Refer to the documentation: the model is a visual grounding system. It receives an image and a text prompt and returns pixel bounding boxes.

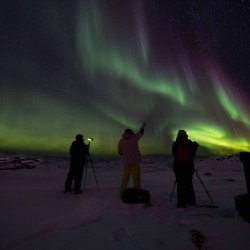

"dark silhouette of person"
[172,130,199,208]
[64,134,89,194]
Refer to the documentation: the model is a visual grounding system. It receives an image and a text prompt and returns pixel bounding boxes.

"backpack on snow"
[121,188,150,204]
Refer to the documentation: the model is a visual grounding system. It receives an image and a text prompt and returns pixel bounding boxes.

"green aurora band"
[1,1,250,156]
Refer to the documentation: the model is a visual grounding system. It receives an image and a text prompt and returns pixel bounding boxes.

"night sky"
[0,0,250,156]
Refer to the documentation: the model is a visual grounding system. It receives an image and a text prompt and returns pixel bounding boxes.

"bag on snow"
[121,188,150,204]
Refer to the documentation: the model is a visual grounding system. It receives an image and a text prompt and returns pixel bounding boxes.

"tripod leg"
[194,169,214,204]
[88,153,100,192]
[169,180,176,202]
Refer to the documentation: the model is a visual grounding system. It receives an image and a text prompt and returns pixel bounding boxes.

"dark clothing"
[172,139,198,172]
[65,167,84,192]
[174,169,196,207]
[172,137,199,207]
[65,139,89,192]
[69,140,88,166]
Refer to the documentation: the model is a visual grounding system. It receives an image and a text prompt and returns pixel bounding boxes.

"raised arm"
[139,122,146,134]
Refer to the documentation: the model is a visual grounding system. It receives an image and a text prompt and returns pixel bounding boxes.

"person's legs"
[186,173,196,206]
[74,167,84,193]
[120,165,131,197]
[65,169,75,192]
[131,164,141,190]
[175,171,186,208]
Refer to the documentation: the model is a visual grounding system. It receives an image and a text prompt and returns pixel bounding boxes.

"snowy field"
[1,151,250,250]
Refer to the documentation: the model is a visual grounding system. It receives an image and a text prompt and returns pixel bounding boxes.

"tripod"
[169,169,214,204]
[83,142,100,192]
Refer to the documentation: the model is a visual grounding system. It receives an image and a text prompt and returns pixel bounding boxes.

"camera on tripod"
[84,137,100,192]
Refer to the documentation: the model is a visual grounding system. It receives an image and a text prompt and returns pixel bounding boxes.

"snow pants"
[120,164,141,197]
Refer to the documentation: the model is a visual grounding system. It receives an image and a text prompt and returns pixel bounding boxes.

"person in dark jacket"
[172,130,199,208]
[64,134,89,194]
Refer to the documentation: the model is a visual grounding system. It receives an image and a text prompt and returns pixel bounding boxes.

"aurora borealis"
[1,0,250,156]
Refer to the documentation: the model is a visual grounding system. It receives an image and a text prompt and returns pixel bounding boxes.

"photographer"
[64,134,89,194]
[172,130,199,208]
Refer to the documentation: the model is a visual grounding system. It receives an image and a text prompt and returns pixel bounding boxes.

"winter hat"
[75,134,83,140]
[178,130,187,136]
[124,129,134,134]
[122,128,134,138]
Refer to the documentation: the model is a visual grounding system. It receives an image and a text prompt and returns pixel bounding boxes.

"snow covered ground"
[1,151,250,250]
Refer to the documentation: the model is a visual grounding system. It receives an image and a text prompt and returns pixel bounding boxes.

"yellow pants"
[120,164,141,196]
